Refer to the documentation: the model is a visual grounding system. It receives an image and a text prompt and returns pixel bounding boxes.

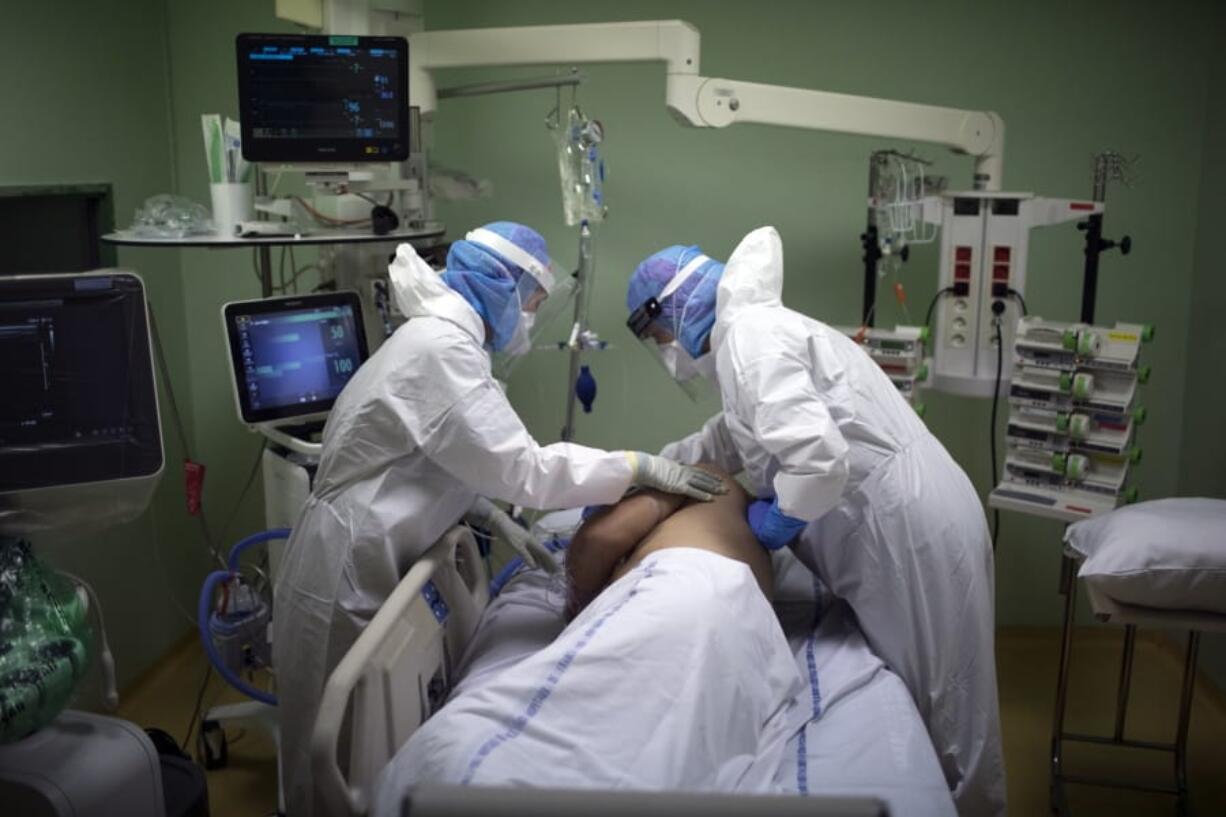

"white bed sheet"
[373,547,804,817]
[379,512,953,817]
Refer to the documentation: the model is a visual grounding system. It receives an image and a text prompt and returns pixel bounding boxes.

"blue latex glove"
[580,504,609,521]
[746,498,807,551]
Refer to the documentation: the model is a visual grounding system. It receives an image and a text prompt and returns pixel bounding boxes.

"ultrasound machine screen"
[0,273,162,493]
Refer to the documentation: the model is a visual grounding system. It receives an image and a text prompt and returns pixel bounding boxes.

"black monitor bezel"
[0,271,164,491]
[223,290,370,425]
[236,32,410,163]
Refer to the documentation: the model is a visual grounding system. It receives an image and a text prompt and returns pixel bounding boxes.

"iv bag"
[549,106,606,226]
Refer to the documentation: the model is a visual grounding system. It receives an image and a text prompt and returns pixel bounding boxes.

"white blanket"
[372,548,804,815]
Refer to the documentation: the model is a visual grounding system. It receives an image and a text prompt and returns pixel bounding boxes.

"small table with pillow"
[1052,498,1226,816]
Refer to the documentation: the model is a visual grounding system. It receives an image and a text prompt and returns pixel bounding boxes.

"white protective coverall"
[661,227,1006,816]
[273,244,637,817]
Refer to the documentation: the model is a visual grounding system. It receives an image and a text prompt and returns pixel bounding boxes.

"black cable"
[219,440,267,548]
[352,190,395,208]
[990,318,1004,550]
[277,246,288,293]
[1007,288,1029,316]
[924,286,956,329]
[149,310,226,570]
[182,664,213,749]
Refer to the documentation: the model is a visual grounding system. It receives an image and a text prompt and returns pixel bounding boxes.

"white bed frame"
[310,525,888,817]
[311,526,490,817]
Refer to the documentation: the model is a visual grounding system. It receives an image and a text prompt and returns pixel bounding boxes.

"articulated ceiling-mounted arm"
[406,19,1006,190]
[409,21,701,114]
[667,76,1005,190]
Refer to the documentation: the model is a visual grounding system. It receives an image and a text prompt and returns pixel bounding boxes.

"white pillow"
[1064,498,1226,616]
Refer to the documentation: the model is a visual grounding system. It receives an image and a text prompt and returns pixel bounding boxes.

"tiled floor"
[116,627,1226,816]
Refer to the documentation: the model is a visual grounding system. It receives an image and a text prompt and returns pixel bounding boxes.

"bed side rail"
[311,526,490,817]
[403,784,890,816]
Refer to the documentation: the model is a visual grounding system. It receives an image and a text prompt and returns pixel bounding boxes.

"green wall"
[7,0,1221,693]
[160,0,307,559]
[422,0,1215,628]
[0,0,211,696]
[1180,1,1226,691]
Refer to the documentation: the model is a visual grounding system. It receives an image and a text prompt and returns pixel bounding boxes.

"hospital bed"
[311,512,954,817]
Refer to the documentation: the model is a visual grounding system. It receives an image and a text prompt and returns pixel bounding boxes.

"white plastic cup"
[210,182,254,238]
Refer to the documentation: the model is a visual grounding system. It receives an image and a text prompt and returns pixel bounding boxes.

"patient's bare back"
[609,468,772,599]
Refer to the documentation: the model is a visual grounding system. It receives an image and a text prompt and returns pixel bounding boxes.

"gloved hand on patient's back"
[465,497,559,574]
[747,497,807,551]
[625,452,727,502]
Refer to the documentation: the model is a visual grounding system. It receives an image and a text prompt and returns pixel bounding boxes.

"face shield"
[626,250,719,401]
[468,226,577,379]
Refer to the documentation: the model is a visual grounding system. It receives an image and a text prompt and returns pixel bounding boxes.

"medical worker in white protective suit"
[274,221,724,817]
[624,227,1006,817]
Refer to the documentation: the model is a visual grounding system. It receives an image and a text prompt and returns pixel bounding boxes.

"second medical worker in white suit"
[625,226,1006,817]
[274,222,723,817]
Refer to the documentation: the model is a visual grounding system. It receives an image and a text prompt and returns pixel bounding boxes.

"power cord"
[149,310,226,570]
[1007,288,1029,316]
[924,286,957,329]
[990,314,1004,550]
[218,440,267,548]
[182,664,213,749]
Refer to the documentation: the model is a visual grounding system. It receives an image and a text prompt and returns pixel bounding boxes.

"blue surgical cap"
[626,245,724,358]
[442,221,552,352]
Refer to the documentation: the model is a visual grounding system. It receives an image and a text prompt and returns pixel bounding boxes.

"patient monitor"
[221,291,370,568]
[236,32,409,165]
[222,289,369,430]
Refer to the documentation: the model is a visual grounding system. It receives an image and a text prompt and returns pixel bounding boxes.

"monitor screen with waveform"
[237,33,409,163]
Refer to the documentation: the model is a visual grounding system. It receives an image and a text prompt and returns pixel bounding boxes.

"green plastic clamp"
[1072,373,1094,400]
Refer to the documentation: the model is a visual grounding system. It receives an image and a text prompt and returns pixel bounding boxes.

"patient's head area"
[564,464,771,618]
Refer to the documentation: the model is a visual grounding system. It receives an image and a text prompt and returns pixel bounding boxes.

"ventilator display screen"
[224,291,369,425]
[0,273,162,492]
[237,33,409,163]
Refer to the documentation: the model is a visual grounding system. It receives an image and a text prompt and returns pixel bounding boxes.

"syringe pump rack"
[837,324,930,414]
[989,316,1153,522]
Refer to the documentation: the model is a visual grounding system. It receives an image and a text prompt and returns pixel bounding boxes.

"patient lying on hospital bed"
[372,466,806,812]
[565,465,773,617]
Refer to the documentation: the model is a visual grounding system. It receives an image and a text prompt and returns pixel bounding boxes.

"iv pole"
[560,222,594,442]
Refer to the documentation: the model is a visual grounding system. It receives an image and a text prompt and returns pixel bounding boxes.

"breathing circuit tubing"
[197,528,291,706]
